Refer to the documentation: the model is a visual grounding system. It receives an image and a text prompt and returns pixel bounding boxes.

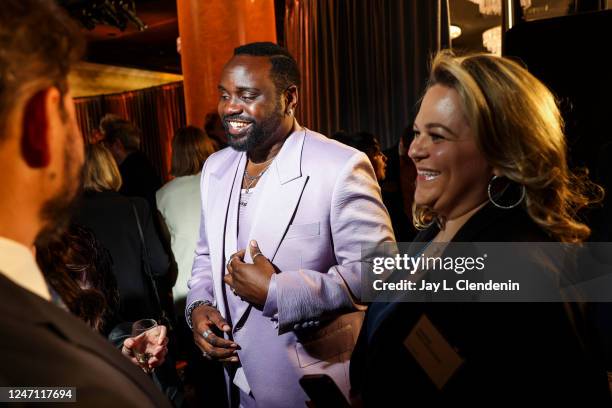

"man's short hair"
[0,0,84,139]
[101,116,141,151]
[99,114,123,135]
[234,42,301,94]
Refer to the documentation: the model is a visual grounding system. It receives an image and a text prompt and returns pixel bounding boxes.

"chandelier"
[468,0,531,15]
[482,26,502,55]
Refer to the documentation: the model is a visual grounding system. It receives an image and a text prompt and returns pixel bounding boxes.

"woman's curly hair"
[36,223,120,334]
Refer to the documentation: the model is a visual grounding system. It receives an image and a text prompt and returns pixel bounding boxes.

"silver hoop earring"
[488,175,525,209]
[287,109,293,116]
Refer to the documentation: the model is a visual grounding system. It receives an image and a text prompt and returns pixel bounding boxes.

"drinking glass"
[131,319,159,372]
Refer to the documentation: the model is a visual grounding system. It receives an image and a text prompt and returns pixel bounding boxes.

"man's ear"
[284,85,298,114]
[21,88,59,168]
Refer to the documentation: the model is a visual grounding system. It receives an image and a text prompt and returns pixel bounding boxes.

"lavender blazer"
[187,125,395,407]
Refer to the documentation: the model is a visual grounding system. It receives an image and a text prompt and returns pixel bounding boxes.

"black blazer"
[350,203,610,406]
[74,191,169,322]
[119,151,162,211]
[0,274,171,407]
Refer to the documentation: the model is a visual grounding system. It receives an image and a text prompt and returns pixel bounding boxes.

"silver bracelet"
[186,300,212,329]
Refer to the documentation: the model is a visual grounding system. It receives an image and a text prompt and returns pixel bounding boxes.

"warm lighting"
[468,0,531,15]
[68,62,183,97]
[450,25,462,39]
[482,25,502,56]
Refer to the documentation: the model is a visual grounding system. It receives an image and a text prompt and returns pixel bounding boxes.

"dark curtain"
[74,81,186,181]
[284,0,450,148]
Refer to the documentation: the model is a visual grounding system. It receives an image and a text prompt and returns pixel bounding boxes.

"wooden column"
[177,0,277,126]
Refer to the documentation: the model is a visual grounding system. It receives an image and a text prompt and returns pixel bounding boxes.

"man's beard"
[35,127,84,248]
[223,102,283,153]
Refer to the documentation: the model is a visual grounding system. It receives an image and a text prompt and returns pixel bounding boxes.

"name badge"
[403,314,464,390]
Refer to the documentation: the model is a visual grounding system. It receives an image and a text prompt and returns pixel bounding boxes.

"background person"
[0,1,169,404]
[35,223,169,373]
[75,143,170,322]
[156,126,220,407]
[74,143,182,404]
[101,115,162,209]
[157,126,215,311]
[333,131,388,182]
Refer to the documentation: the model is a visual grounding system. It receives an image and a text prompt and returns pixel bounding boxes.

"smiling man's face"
[217,55,284,152]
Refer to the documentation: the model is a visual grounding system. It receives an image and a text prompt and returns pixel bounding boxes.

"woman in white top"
[156,126,215,311]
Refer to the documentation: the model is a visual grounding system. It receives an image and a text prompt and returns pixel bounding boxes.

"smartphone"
[299,374,351,408]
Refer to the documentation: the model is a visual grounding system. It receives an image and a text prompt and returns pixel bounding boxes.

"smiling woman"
[350,50,609,406]
[410,84,491,226]
[409,50,602,243]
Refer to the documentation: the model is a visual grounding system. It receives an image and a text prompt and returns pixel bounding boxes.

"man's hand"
[224,240,276,306]
[122,325,169,373]
[191,304,240,363]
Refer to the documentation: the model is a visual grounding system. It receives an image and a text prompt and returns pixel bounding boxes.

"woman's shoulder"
[158,174,199,195]
[84,191,150,216]
[126,195,150,214]
[156,175,201,210]
[456,204,553,242]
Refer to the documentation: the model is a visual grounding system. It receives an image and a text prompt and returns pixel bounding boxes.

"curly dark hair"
[36,223,120,334]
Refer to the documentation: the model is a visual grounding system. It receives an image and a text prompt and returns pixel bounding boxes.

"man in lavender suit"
[186,42,394,408]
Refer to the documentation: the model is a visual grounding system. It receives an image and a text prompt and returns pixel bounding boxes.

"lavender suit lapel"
[224,154,246,262]
[230,129,308,329]
[208,150,245,318]
[246,128,308,263]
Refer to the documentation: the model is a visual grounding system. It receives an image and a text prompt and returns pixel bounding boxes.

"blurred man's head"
[334,131,388,181]
[0,0,85,246]
[98,114,123,137]
[99,115,141,163]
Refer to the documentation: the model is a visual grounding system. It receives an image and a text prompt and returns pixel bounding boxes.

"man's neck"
[0,210,39,249]
[0,183,40,248]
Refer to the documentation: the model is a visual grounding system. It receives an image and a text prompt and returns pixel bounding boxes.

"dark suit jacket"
[74,191,169,322]
[119,151,162,211]
[350,203,611,406]
[0,273,171,407]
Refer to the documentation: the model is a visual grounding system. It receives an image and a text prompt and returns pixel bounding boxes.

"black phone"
[299,374,351,408]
